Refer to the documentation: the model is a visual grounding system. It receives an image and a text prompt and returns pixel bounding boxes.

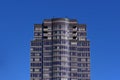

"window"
[32,48,42,51]
[35,27,41,31]
[44,41,52,45]
[73,36,77,39]
[70,52,77,56]
[44,62,52,66]
[43,73,49,77]
[79,37,86,40]
[44,57,52,61]
[71,57,77,61]
[31,73,38,77]
[71,42,77,45]
[30,68,33,72]
[77,48,90,51]
[48,32,51,34]
[61,57,68,61]
[70,47,76,50]
[34,32,41,36]
[61,36,68,39]
[78,58,81,61]
[71,62,77,66]
[31,58,34,61]
[35,58,41,61]
[79,28,85,31]
[43,68,49,72]
[73,31,77,34]
[43,36,48,39]
[44,52,52,56]
[78,32,86,36]
[31,63,41,67]
[44,26,48,28]
[77,41,89,46]
[61,78,68,80]
[71,73,77,77]
[79,68,90,72]
[77,53,90,57]
[48,37,51,40]
[77,63,90,67]
[43,31,48,33]
[73,26,76,28]
[31,42,42,46]
[31,53,41,56]
[44,47,52,50]
[71,68,77,71]
[34,68,40,72]
[58,25,61,29]
[81,58,86,61]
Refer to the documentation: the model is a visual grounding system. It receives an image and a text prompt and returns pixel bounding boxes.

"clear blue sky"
[0,0,120,80]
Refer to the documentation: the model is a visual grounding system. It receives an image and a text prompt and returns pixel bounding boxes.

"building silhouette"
[30,18,90,80]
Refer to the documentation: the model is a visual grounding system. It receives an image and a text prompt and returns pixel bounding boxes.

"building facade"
[30,18,90,80]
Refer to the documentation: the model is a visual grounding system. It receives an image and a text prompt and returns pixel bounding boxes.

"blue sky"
[0,0,120,80]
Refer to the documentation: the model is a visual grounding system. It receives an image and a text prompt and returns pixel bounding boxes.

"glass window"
[44,62,52,66]
[35,27,41,31]
[77,48,90,51]
[31,42,42,46]
[31,73,38,77]
[31,63,41,67]
[32,48,42,51]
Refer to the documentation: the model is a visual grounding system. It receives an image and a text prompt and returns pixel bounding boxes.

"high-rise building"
[30,18,90,80]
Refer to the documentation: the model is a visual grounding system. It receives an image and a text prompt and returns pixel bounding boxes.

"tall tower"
[30,18,90,80]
